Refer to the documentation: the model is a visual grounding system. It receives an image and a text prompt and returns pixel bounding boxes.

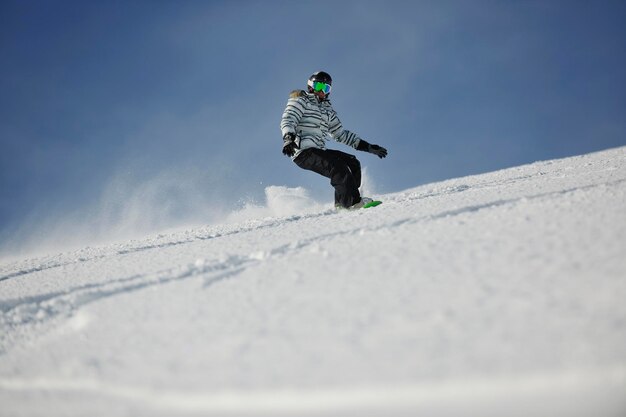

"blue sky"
[1,0,625,257]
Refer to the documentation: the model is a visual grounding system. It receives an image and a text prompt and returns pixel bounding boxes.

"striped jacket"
[280,90,362,159]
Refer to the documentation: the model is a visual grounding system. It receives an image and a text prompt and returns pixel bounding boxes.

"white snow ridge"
[1,146,625,417]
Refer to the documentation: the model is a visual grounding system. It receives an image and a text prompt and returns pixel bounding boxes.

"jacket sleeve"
[280,90,306,138]
[328,108,362,149]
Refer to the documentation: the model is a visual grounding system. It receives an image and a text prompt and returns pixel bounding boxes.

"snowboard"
[363,200,383,209]
[336,200,383,211]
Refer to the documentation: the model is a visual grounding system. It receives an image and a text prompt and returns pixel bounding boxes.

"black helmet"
[307,71,332,95]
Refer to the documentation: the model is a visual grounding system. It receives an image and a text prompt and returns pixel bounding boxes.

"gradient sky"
[1,0,625,257]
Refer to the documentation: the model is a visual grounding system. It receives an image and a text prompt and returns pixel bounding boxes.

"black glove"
[282,132,298,157]
[357,139,388,159]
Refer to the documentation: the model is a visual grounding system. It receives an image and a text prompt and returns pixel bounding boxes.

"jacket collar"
[305,91,330,103]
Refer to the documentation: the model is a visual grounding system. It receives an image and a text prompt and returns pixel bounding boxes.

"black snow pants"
[294,148,361,208]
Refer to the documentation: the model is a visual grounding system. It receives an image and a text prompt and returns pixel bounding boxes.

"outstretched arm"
[328,110,362,149]
[328,107,387,158]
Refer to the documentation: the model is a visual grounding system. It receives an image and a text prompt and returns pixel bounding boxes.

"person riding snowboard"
[280,71,388,209]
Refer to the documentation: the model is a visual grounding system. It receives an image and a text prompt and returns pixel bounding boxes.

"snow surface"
[1,146,625,417]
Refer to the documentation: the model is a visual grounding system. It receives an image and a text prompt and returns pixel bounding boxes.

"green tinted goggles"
[312,81,332,94]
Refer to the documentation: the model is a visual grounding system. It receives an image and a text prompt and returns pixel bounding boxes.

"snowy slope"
[1,147,625,417]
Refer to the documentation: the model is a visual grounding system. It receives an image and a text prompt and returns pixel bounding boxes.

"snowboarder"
[280,71,388,210]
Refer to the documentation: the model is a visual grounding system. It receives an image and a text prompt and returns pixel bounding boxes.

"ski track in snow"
[1,147,625,416]
[0,209,336,283]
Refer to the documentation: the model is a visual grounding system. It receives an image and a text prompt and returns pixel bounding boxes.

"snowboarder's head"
[307,71,332,100]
